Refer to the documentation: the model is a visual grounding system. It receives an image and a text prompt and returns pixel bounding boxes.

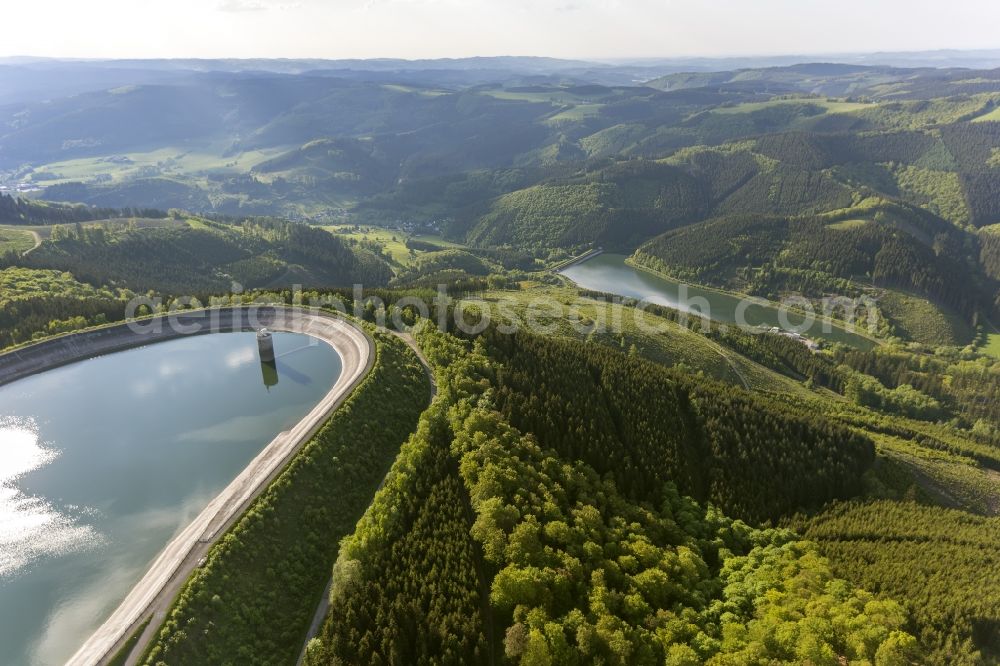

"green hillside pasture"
[826,217,870,230]
[0,227,36,254]
[479,88,609,124]
[545,103,605,123]
[29,145,285,187]
[710,98,872,116]
[322,225,412,265]
[479,88,597,104]
[408,233,467,249]
[1,223,53,241]
[380,83,448,97]
[321,226,469,268]
[972,105,1000,122]
[981,333,1000,359]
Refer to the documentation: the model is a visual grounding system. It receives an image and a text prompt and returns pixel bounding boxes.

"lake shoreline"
[559,253,878,349]
[622,255,882,346]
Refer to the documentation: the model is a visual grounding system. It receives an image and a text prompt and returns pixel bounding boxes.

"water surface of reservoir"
[561,253,876,349]
[0,331,341,665]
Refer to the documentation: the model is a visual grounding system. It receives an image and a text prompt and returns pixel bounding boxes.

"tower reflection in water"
[257,328,279,389]
[260,359,279,389]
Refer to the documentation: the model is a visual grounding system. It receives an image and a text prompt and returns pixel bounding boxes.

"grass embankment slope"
[140,330,430,665]
[106,619,150,666]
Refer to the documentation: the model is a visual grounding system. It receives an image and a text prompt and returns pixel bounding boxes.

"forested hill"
[633,199,999,326]
[6,217,391,294]
[7,280,1000,664]
[484,329,873,523]
[459,161,709,250]
[293,325,916,665]
[441,118,1000,252]
[0,193,163,225]
[1,60,996,233]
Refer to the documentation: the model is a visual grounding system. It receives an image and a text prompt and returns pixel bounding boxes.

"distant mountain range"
[3,50,1000,104]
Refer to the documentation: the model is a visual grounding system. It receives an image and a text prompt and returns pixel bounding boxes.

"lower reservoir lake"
[561,254,876,350]
[0,331,342,666]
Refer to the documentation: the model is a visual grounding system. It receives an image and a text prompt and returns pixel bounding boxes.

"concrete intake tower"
[257,328,275,362]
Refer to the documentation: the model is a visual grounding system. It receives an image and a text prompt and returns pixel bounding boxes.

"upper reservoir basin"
[561,254,876,350]
[0,331,342,666]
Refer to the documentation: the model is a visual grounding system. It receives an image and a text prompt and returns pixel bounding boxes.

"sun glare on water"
[0,418,102,579]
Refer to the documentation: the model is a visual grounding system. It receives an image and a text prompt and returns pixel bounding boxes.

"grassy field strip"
[826,217,870,230]
[30,145,288,186]
[0,226,38,254]
[972,105,1000,122]
[322,225,412,264]
[322,225,468,267]
[711,98,873,115]
[981,332,1000,359]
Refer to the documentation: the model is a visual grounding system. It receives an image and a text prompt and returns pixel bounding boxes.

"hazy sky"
[3,0,998,60]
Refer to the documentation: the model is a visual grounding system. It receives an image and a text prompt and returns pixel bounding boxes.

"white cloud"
[217,0,302,11]
[218,0,269,11]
